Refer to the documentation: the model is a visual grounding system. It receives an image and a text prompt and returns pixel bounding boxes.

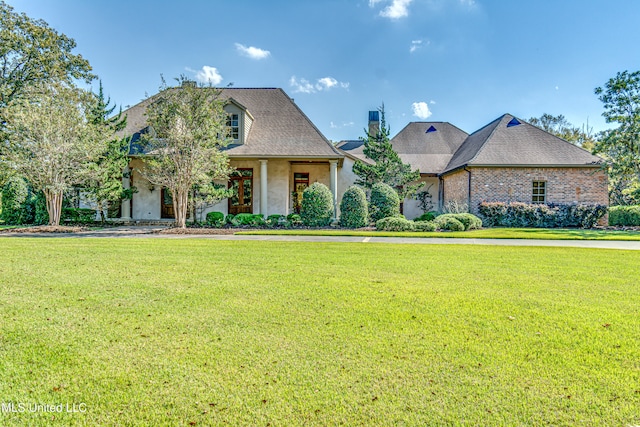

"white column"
[329,160,338,221]
[121,165,132,220]
[260,159,268,217]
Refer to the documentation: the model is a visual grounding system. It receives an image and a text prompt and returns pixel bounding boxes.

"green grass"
[0,238,638,426]
[237,227,640,240]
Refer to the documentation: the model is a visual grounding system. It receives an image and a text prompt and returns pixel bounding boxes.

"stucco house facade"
[338,113,608,219]
[119,87,352,221]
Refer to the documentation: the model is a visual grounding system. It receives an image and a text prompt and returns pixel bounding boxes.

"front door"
[293,173,309,213]
[161,188,174,219]
[229,169,253,214]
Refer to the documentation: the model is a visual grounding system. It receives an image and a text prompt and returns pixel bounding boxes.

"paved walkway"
[2,226,640,250]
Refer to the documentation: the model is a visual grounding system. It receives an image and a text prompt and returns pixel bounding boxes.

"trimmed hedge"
[205,211,225,227]
[231,213,265,227]
[301,182,334,227]
[433,215,465,232]
[63,208,96,223]
[286,213,302,226]
[266,214,286,227]
[414,211,437,222]
[376,216,415,231]
[478,201,607,229]
[436,213,482,231]
[339,185,368,228]
[609,205,640,226]
[369,183,400,223]
[414,221,437,232]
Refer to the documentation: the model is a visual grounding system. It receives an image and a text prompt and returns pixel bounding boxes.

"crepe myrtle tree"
[139,76,233,228]
[1,82,111,225]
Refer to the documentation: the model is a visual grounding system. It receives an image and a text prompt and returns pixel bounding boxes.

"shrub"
[0,176,32,224]
[369,183,400,223]
[339,186,368,228]
[286,213,302,226]
[414,211,437,222]
[225,214,235,225]
[608,205,640,226]
[434,215,465,231]
[62,208,96,223]
[301,182,334,227]
[266,214,286,228]
[205,211,225,227]
[414,220,437,232]
[231,213,265,227]
[478,201,607,229]
[376,216,415,232]
[437,213,482,230]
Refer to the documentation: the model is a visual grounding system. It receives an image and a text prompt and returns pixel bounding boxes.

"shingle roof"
[444,114,604,173]
[121,87,342,159]
[389,122,469,174]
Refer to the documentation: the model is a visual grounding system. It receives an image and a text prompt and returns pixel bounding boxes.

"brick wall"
[466,166,609,214]
[441,169,469,210]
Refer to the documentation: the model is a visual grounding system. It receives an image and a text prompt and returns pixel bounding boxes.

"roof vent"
[426,125,437,133]
[507,117,521,127]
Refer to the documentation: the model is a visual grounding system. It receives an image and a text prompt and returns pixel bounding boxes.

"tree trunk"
[173,189,189,228]
[44,189,64,226]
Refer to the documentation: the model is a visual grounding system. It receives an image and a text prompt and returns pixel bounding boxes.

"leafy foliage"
[414,211,437,222]
[478,201,608,229]
[433,215,465,231]
[205,211,225,227]
[594,70,640,205]
[608,205,640,226]
[375,216,415,231]
[140,77,233,228]
[230,213,265,227]
[352,105,422,200]
[0,175,31,224]
[413,184,434,213]
[339,185,368,228]
[436,213,482,231]
[528,113,597,150]
[301,182,334,227]
[62,208,96,223]
[369,182,400,223]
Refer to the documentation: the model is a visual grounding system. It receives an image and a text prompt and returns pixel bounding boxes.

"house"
[119,87,349,221]
[338,113,608,219]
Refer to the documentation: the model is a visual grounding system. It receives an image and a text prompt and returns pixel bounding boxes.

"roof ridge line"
[465,113,509,165]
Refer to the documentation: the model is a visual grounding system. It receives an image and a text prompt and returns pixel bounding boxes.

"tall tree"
[139,77,233,228]
[0,1,94,110]
[352,105,422,200]
[85,81,133,222]
[594,70,640,204]
[528,113,597,151]
[1,82,110,225]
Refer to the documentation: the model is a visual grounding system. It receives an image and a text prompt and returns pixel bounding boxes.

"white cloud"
[410,40,422,53]
[235,43,271,60]
[290,76,350,93]
[190,66,223,85]
[459,0,477,8]
[379,0,413,19]
[412,101,432,119]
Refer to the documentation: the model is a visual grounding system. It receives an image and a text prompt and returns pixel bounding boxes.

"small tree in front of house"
[352,105,423,200]
[1,82,110,225]
[301,182,334,227]
[140,76,233,228]
[339,185,368,228]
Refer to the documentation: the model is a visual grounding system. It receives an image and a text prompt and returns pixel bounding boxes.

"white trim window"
[532,180,546,204]
[227,113,239,140]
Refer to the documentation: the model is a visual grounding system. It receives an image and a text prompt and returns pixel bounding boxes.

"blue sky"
[9,0,640,141]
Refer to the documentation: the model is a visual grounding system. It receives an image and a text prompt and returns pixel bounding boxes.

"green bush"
[414,221,437,232]
[63,208,96,223]
[0,176,32,224]
[376,216,415,232]
[414,211,437,222]
[339,186,368,228]
[301,182,334,227]
[609,205,640,226]
[266,214,286,228]
[478,201,607,228]
[225,214,235,225]
[205,211,225,227]
[369,182,400,223]
[231,213,265,227]
[434,215,465,231]
[436,213,482,230]
[286,213,302,227]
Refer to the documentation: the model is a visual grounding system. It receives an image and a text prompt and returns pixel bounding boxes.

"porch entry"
[293,173,309,214]
[161,188,174,218]
[229,168,253,214]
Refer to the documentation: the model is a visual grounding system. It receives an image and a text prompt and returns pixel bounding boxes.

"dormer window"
[227,114,239,140]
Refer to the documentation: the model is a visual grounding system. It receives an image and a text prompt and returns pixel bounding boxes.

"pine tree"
[352,105,422,200]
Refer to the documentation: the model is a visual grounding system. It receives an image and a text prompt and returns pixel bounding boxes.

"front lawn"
[0,239,638,425]
[237,227,640,240]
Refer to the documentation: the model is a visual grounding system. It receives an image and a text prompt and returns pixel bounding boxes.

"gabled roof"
[444,114,603,173]
[121,87,342,159]
[389,122,469,174]
[335,140,370,163]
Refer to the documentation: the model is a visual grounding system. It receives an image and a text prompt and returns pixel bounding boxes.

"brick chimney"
[368,110,380,136]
